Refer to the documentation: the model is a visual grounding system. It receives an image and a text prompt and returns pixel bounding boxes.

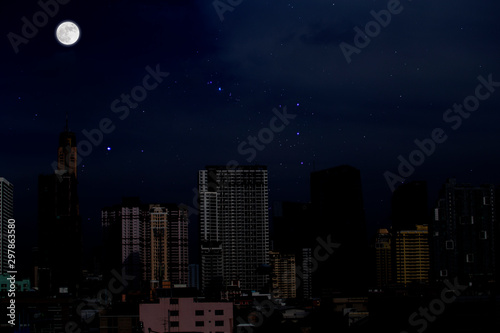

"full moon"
[56,21,80,46]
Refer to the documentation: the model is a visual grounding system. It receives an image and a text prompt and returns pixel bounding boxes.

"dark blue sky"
[2,0,500,271]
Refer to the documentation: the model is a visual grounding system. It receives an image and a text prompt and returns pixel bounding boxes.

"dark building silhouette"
[391,181,428,232]
[271,201,312,252]
[310,165,368,296]
[373,228,392,289]
[431,179,496,293]
[36,123,82,295]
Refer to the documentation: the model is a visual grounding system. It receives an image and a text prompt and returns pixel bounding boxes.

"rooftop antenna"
[65,112,69,132]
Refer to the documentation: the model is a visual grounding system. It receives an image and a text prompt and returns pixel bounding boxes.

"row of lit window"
[166,320,224,328]
[168,307,224,317]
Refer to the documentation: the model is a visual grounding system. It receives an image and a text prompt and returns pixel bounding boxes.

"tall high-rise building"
[374,228,392,289]
[149,204,168,288]
[0,178,14,275]
[269,251,296,299]
[149,204,189,288]
[432,179,496,291]
[199,165,269,297]
[56,119,78,178]
[37,124,82,295]
[299,248,313,299]
[102,197,148,289]
[310,165,368,296]
[391,181,428,232]
[395,225,429,286]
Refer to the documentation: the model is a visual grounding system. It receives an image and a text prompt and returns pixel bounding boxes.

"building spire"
[58,114,77,178]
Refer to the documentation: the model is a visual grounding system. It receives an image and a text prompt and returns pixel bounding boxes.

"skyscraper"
[149,204,168,288]
[310,165,368,296]
[432,179,496,292]
[374,228,392,289]
[269,251,296,299]
[37,124,82,295]
[0,177,14,275]
[199,165,270,297]
[102,197,148,289]
[300,248,313,299]
[149,203,189,288]
[395,225,429,286]
[56,119,78,178]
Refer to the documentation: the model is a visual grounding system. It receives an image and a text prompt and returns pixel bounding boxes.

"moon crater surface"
[56,21,80,46]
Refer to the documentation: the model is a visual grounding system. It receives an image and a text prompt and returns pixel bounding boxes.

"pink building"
[140,297,233,333]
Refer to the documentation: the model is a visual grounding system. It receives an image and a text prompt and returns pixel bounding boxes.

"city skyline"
[1,124,499,332]
[3,1,500,331]
[5,122,500,276]
[11,120,496,287]
[3,1,500,274]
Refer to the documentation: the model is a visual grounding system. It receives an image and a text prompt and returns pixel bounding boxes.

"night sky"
[2,0,500,273]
